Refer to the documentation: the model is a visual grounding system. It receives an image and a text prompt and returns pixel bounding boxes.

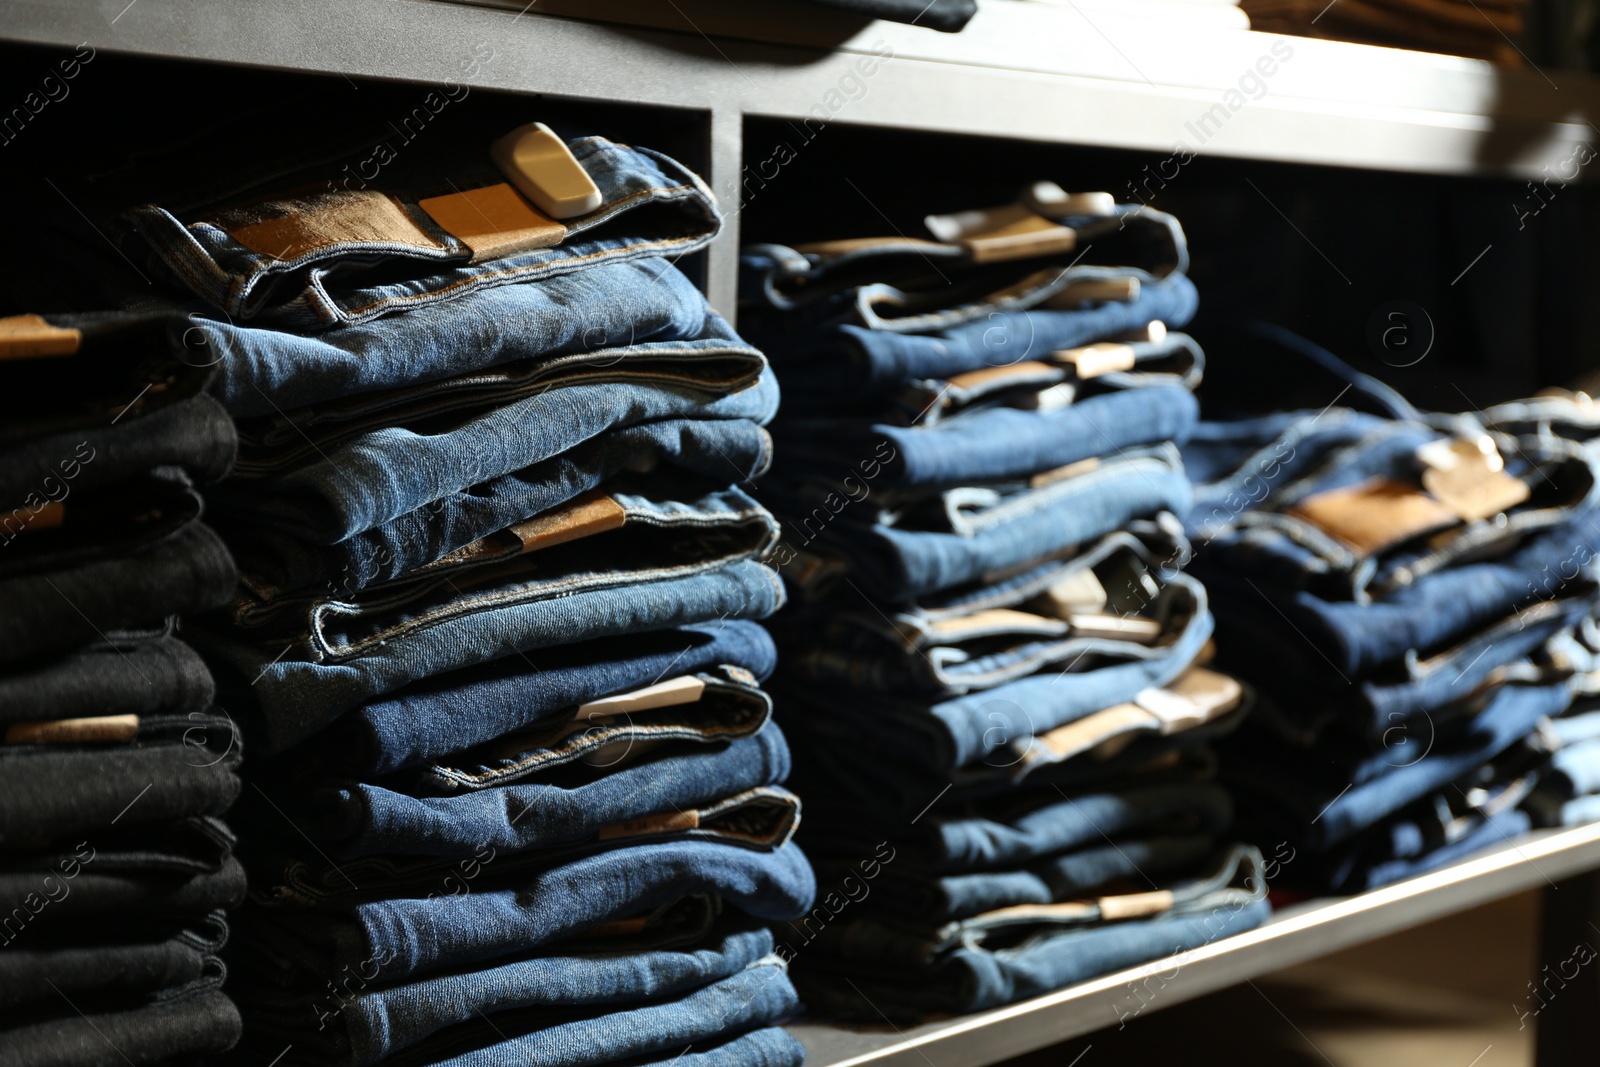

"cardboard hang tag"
[1289,477,1460,556]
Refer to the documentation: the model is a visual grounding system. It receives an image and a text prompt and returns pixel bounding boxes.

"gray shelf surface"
[788,821,1600,1067]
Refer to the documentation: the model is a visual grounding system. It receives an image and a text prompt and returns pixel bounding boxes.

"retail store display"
[739,186,1270,1019]
[1184,332,1600,893]
[0,320,245,1064]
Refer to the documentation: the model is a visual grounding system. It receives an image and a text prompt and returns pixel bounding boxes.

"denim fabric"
[0,987,240,1066]
[1208,587,1595,740]
[232,418,774,599]
[0,857,245,932]
[795,845,1268,1020]
[770,383,1197,490]
[1195,516,1600,681]
[224,485,778,636]
[771,447,1192,602]
[1187,416,1599,603]
[1531,791,1600,827]
[342,959,799,1067]
[741,206,1187,333]
[1536,736,1600,798]
[0,517,236,666]
[0,472,203,579]
[761,273,1199,414]
[238,919,780,1067]
[772,576,1211,774]
[201,559,785,755]
[265,786,800,907]
[775,529,1194,693]
[0,714,241,844]
[0,310,213,443]
[209,348,776,544]
[189,257,712,416]
[1224,678,1570,850]
[0,913,224,1013]
[278,725,791,860]
[255,839,816,981]
[0,393,236,507]
[302,621,776,777]
[1323,806,1532,893]
[414,677,776,795]
[122,136,721,329]
[1547,704,1600,748]
[0,631,212,723]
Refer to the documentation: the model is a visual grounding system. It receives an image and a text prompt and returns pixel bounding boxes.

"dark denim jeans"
[0,987,240,1065]
[0,630,213,723]
[201,559,785,755]
[122,135,722,329]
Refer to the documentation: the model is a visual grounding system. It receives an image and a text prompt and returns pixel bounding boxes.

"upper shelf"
[5,0,1598,179]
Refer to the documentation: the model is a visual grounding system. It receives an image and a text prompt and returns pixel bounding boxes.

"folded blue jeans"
[122,135,721,329]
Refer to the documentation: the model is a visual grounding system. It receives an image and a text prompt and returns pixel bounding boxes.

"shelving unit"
[7,2,1600,1063]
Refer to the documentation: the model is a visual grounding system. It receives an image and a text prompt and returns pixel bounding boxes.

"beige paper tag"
[1067,613,1164,643]
[1035,567,1108,615]
[945,361,1060,393]
[5,714,140,745]
[973,899,1099,924]
[1097,889,1178,921]
[0,315,81,360]
[926,608,1063,638]
[578,675,706,720]
[419,183,568,262]
[1033,703,1151,760]
[1053,342,1137,379]
[510,491,626,554]
[1288,477,1459,555]
[793,236,945,256]
[1029,456,1101,489]
[1044,277,1140,308]
[597,809,701,841]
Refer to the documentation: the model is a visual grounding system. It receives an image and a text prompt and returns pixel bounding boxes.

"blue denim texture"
[230,420,774,599]
[795,845,1267,1019]
[770,383,1197,491]
[287,724,793,860]
[261,839,816,981]
[210,335,776,543]
[123,136,721,329]
[1324,806,1532,893]
[756,272,1200,414]
[240,920,783,1067]
[771,447,1192,602]
[1224,678,1570,849]
[310,621,776,776]
[201,560,786,754]
[188,258,712,416]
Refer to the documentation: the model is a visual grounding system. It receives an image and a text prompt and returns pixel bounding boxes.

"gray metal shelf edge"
[5,0,1593,177]
[787,821,1600,1067]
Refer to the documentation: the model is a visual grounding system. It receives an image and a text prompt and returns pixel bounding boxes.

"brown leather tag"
[945,361,1060,393]
[1288,477,1459,555]
[5,714,139,745]
[0,314,81,360]
[962,213,1078,265]
[419,183,567,262]
[1029,456,1101,489]
[1045,276,1140,308]
[597,809,701,841]
[794,236,946,256]
[510,491,626,555]
[1034,567,1108,615]
[228,189,446,260]
[1422,463,1530,523]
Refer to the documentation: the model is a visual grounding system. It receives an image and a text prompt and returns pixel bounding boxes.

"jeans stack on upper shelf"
[107,126,816,1067]
[739,186,1269,1021]
[0,313,244,1065]
[1182,336,1600,895]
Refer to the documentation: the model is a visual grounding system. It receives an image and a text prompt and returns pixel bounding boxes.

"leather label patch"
[5,714,139,745]
[1289,476,1459,555]
[227,189,446,260]
[510,491,626,555]
[419,182,567,262]
[597,809,701,841]
[0,314,81,360]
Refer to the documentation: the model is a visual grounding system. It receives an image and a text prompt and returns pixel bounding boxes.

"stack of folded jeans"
[0,312,245,1064]
[738,186,1269,1020]
[108,127,817,1066]
[1182,335,1600,893]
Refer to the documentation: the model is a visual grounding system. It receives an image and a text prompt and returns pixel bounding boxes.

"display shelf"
[5,0,1600,318]
[790,821,1600,1067]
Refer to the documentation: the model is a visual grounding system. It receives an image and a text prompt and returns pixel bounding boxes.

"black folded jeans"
[0,987,240,1066]
[0,631,214,723]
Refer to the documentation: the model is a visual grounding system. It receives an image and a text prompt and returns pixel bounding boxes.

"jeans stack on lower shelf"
[105,126,816,1067]
[1181,340,1600,894]
[739,187,1269,1020]
[0,313,244,1064]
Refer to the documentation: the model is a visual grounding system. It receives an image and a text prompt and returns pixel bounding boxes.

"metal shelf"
[5,0,1600,318]
[788,821,1600,1067]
